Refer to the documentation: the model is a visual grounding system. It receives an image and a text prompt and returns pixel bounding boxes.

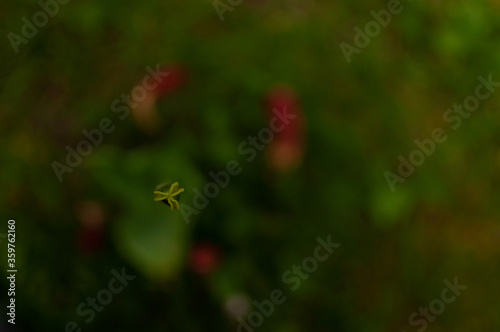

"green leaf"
[84,145,203,280]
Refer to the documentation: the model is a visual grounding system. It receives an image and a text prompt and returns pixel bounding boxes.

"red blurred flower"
[265,86,306,172]
[153,64,187,98]
[75,201,107,254]
[76,227,104,254]
[75,201,107,229]
[189,242,222,276]
[131,64,187,133]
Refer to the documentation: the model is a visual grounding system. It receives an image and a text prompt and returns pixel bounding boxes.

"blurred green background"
[1,0,500,331]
